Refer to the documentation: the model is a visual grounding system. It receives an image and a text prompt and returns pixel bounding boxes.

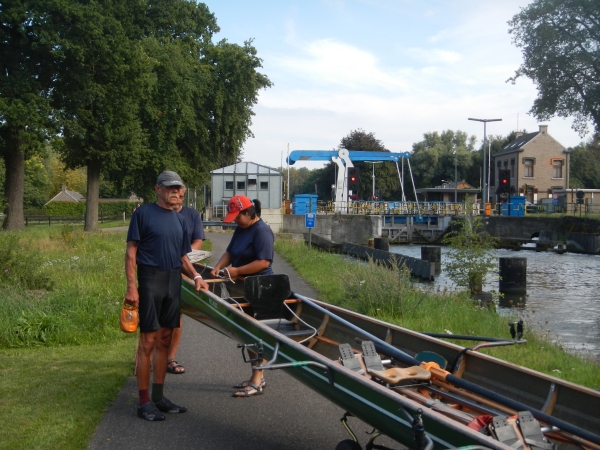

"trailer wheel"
[335,439,362,450]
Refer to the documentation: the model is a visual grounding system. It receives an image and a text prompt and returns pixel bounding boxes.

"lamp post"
[453,150,457,203]
[468,118,502,206]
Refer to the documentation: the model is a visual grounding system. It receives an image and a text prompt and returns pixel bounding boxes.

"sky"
[203,0,591,169]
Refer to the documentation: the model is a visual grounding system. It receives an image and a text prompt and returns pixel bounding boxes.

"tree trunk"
[468,272,483,294]
[2,135,26,231]
[84,160,101,232]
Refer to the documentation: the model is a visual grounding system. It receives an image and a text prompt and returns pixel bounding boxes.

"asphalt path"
[89,230,399,450]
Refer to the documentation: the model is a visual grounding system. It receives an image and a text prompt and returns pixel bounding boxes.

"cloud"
[272,38,410,92]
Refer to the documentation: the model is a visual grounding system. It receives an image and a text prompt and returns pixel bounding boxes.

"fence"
[24,212,128,226]
[300,201,481,216]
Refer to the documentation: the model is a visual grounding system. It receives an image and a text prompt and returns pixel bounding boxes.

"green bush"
[0,228,127,348]
[0,233,53,290]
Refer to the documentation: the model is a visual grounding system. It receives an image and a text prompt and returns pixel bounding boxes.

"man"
[167,187,205,375]
[125,171,209,421]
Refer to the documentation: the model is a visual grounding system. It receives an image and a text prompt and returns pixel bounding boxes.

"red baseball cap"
[223,195,253,223]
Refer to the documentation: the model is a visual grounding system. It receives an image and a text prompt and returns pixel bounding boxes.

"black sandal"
[167,359,185,374]
[232,382,263,397]
[233,378,266,389]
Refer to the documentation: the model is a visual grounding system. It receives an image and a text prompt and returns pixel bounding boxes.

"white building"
[210,162,283,231]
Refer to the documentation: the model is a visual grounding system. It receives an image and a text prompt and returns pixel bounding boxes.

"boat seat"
[361,341,431,385]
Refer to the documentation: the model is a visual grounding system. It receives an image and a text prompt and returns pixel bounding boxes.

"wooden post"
[499,257,527,294]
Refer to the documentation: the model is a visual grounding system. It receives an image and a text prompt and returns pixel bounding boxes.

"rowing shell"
[180,271,600,449]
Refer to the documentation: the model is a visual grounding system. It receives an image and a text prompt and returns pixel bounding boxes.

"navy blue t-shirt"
[127,203,191,270]
[179,206,205,245]
[226,219,274,276]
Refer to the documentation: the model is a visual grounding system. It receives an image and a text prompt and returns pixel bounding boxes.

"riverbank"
[273,237,600,389]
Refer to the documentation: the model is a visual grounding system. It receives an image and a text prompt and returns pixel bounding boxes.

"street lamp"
[453,150,457,203]
[468,117,502,206]
[365,161,382,199]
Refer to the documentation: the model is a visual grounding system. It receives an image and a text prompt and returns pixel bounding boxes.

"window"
[225,181,233,190]
[237,181,246,190]
[503,159,508,167]
[248,178,257,189]
[552,159,563,178]
[524,158,534,177]
[260,181,269,190]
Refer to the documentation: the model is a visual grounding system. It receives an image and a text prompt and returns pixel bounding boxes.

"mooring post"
[374,237,389,251]
[499,257,527,294]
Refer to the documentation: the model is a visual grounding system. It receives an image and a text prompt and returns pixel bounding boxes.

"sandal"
[232,382,263,397]
[233,378,266,389]
[167,359,185,374]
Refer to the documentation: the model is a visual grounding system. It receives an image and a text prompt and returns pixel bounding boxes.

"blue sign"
[305,213,315,229]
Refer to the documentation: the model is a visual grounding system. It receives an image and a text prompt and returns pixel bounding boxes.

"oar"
[292,292,600,446]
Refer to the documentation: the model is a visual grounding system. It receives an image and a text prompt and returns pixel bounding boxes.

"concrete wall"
[481,215,600,240]
[566,232,600,254]
[282,214,381,245]
[261,208,283,233]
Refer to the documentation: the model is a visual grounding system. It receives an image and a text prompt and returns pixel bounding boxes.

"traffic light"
[499,170,510,193]
[347,167,360,194]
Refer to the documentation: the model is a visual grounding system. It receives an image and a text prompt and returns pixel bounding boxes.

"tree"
[442,217,499,294]
[508,0,600,136]
[51,0,151,231]
[410,130,477,195]
[338,129,400,200]
[24,155,53,209]
[0,1,57,229]
[569,134,600,188]
[117,6,272,203]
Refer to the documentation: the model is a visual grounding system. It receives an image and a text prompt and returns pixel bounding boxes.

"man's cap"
[156,171,185,188]
[223,195,253,223]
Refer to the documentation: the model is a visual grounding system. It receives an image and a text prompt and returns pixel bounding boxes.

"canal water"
[390,245,600,361]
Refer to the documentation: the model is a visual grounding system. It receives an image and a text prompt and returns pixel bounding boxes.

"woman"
[210,195,274,397]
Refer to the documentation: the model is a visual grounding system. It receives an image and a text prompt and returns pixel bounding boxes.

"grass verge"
[0,341,135,450]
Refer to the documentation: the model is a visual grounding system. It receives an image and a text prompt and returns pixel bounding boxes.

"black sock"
[151,383,164,403]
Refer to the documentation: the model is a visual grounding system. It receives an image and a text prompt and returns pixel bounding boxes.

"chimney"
[62,185,67,192]
[515,131,524,138]
[539,124,548,134]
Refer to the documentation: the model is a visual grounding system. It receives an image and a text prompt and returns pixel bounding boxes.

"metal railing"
[286,201,481,216]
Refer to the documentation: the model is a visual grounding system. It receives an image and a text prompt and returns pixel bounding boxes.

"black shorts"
[137,264,182,332]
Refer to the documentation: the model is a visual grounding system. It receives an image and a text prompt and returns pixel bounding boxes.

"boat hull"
[181,280,518,449]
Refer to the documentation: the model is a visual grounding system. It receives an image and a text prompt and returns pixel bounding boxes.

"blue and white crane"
[287,149,417,212]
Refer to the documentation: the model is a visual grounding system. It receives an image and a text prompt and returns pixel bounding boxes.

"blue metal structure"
[286,149,414,212]
[287,150,411,165]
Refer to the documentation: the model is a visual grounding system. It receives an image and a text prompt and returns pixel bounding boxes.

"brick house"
[490,125,570,205]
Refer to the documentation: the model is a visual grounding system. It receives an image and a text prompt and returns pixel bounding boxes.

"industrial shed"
[210,162,283,231]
